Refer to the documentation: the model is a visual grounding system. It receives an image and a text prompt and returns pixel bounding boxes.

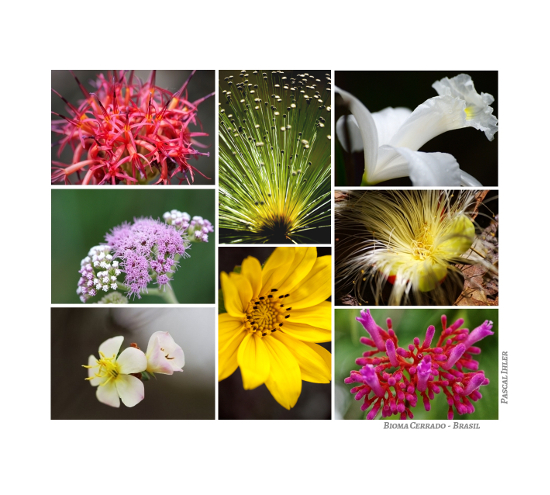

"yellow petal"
[414,260,448,292]
[273,332,331,383]
[219,313,245,354]
[220,272,245,317]
[261,247,317,296]
[261,248,295,291]
[241,256,263,298]
[302,342,332,383]
[263,336,302,409]
[280,321,332,343]
[288,301,331,329]
[286,257,331,309]
[229,272,253,311]
[437,214,475,256]
[219,329,246,381]
[237,333,270,390]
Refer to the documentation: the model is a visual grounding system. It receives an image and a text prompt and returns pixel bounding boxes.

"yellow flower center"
[244,289,291,338]
[85,352,121,385]
[464,106,477,120]
[411,223,435,260]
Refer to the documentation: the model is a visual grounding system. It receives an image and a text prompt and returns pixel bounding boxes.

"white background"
[3,0,546,492]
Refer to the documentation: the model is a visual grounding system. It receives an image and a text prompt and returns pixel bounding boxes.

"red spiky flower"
[52,70,213,185]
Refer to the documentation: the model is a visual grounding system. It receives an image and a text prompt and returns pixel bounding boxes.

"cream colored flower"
[145,331,185,375]
[84,336,147,408]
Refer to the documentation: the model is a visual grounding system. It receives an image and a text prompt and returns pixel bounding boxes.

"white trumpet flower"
[336,74,498,186]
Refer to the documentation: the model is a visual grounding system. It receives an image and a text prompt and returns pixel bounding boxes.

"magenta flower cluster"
[105,218,187,297]
[345,310,494,420]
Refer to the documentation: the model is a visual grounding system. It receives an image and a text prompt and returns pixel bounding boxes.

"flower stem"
[147,285,180,304]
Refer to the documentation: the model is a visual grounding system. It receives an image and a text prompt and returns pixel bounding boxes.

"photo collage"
[51,70,498,421]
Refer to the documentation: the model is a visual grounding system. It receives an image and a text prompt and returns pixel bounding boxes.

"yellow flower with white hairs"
[336,190,488,306]
[219,247,331,409]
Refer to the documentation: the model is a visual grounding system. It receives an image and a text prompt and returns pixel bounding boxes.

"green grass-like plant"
[219,70,331,244]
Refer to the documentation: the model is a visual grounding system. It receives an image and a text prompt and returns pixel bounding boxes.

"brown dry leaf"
[455,214,499,306]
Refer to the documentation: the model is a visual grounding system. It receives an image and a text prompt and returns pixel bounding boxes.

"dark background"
[335,71,498,186]
[218,247,332,419]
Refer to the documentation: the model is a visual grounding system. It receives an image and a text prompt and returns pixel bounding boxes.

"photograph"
[218,246,331,419]
[335,308,499,420]
[51,307,215,419]
[335,189,498,306]
[218,70,331,244]
[51,189,215,304]
[51,70,215,185]
[335,71,498,187]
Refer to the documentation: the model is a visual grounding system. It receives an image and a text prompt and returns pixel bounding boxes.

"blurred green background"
[51,189,215,303]
[51,70,215,185]
[335,308,499,420]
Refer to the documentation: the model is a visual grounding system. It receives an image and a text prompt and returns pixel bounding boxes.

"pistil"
[244,288,289,337]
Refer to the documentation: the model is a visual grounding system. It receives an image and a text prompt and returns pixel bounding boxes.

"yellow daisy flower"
[219,247,332,409]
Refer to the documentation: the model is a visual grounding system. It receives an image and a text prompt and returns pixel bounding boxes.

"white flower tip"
[432,74,498,141]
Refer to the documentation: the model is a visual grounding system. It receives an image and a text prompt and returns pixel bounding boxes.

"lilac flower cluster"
[345,310,494,420]
[163,209,213,242]
[77,245,122,303]
[77,210,213,303]
[105,218,188,298]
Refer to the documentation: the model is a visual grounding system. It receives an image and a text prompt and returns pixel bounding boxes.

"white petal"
[115,375,145,407]
[432,74,498,140]
[334,85,379,180]
[96,381,120,408]
[336,115,363,153]
[389,95,466,151]
[394,148,462,186]
[146,332,185,374]
[166,346,185,372]
[460,170,483,186]
[146,336,175,374]
[370,146,409,183]
[87,354,105,387]
[371,107,412,146]
[117,347,147,374]
[98,336,124,359]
